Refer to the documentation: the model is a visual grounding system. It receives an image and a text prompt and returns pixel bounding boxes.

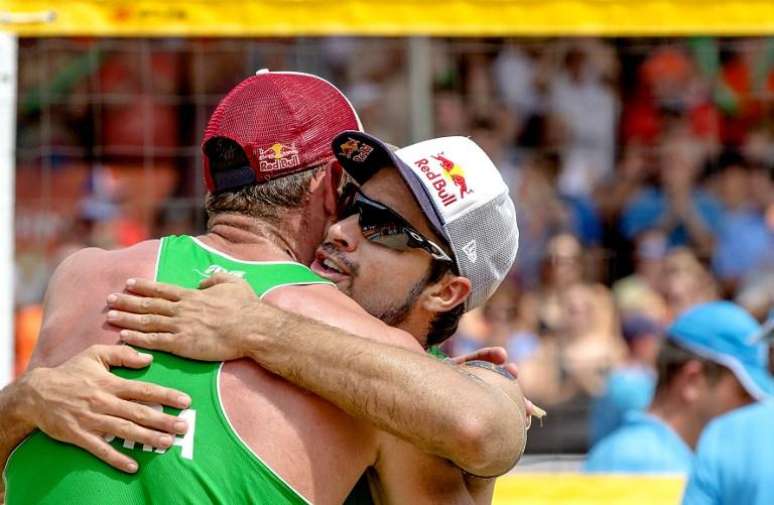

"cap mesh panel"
[203,73,361,190]
[444,191,519,310]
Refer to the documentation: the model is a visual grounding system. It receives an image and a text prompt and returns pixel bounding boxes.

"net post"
[0,32,17,386]
[408,36,433,142]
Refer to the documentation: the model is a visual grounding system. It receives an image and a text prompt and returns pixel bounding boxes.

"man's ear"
[422,274,471,313]
[677,360,706,404]
[309,161,342,217]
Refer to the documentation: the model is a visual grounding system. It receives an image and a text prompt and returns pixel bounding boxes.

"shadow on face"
[311,166,447,326]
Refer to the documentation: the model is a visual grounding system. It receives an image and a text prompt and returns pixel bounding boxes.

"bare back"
[28,238,421,505]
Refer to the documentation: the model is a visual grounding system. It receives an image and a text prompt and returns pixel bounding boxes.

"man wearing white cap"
[102,130,527,503]
[2,71,525,505]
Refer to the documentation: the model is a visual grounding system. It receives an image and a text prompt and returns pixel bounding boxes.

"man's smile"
[310,245,353,285]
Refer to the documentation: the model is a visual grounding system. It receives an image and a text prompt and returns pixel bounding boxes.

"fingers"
[74,431,139,474]
[125,278,185,302]
[110,375,190,410]
[88,344,154,370]
[199,272,240,289]
[525,399,547,420]
[117,330,177,354]
[107,310,176,333]
[107,293,177,317]
[451,346,508,366]
[475,347,508,365]
[91,413,176,454]
[503,362,519,379]
[104,396,189,436]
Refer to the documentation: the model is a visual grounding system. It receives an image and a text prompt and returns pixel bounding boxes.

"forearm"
[242,305,524,475]
[0,377,36,481]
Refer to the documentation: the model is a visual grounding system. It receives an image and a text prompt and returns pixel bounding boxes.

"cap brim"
[672,336,774,400]
[740,364,774,400]
[332,131,448,243]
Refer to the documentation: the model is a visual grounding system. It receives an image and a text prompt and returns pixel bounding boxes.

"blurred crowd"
[14,37,774,453]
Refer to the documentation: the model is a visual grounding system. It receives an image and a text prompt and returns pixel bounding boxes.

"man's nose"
[326,215,361,252]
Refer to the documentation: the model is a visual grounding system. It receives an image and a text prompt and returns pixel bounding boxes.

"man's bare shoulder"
[263,283,422,352]
[30,240,161,368]
[264,283,364,317]
[55,240,160,283]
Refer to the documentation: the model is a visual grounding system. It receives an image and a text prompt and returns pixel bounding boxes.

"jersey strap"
[4,235,332,505]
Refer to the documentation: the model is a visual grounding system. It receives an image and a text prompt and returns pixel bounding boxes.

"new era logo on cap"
[396,137,519,309]
[462,240,478,263]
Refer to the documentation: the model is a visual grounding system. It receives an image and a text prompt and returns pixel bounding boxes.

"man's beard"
[375,266,435,326]
[318,241,435,327]
[377,279,424,326]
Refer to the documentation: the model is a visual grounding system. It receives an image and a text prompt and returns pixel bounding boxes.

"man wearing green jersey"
[1,72,525,504]
[106,129,528,505]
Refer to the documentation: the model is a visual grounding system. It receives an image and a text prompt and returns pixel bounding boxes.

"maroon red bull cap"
[333,131,519,310]
[203,70,362,193]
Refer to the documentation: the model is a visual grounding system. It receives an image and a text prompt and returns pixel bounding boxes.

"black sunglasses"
[339,185,453,263]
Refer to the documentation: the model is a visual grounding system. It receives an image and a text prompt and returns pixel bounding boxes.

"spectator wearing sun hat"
[586,301,772,474]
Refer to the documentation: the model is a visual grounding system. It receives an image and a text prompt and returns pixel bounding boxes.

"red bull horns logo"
[413,153,472,207]
[338,139,360,159]
[258,143,301,172]
[338,138,373,163]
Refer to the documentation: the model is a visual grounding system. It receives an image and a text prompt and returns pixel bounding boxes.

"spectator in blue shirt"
[683,400,774,505]
[709,151,773,290]
[682,320,774,505]
[621,136,722,257]
[589,314,661,444]
[585,302,771,474]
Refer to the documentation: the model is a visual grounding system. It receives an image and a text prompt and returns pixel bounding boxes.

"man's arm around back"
[107,275,528,477]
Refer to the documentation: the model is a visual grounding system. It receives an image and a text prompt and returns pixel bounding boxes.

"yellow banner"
[2,1,774,37]
[494,474,685,505]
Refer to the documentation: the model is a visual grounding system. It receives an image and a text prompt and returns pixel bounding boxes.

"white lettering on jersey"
[104,404,196,460]
[194,264,246,279]
[170,409,196,460]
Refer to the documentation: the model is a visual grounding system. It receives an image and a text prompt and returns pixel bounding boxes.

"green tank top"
[3,235,333,505]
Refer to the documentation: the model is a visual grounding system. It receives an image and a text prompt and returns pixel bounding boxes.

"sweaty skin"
[3,162,526,504]
[22,241,398,504]
[372,368,526,505]
[105,168,528,504]
[108,276,528,504]
[20,234,523,503]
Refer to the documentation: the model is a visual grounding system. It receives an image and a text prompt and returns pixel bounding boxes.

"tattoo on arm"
[453,360,526,479]
[462,360,515,380]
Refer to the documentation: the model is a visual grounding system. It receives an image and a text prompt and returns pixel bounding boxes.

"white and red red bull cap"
[333,131,519,310]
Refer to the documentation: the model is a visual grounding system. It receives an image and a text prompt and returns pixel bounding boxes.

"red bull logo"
[412,153,472,207]
[338,138,373,163]
[257,143,300,172]
[432,154,472,199]
[338,139,360,159]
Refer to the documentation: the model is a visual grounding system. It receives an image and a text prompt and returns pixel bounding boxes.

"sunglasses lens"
[365,226,413,251]
[343,189,452,262]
